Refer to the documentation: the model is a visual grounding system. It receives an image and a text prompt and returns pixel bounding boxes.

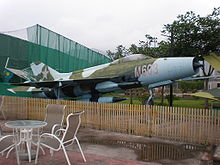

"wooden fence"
[1,96,220,144]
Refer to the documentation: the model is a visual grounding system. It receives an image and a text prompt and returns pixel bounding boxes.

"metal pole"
[169,84,173,106]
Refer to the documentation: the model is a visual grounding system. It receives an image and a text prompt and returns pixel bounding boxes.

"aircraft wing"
[204,53,220,72]
[191,88,220,100]
[11,77,114,88]
[148,80,174,88]
[7,86,45,93]
[181,75,220,81]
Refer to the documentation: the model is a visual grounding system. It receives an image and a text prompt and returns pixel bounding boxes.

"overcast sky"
[0,0,219,52]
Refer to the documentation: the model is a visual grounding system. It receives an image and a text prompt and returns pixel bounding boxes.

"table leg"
[18,128,34,162]
[26,140,31,162]
[14,131,20,165]
[6,128,20,158]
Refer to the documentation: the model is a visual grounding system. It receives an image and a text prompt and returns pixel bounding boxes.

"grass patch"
[104,93,220,109]
[154,98,205,109]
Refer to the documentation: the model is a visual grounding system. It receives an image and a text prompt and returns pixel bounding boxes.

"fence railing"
[1,96,220,144]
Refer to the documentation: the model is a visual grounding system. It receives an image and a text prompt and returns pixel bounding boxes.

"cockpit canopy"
[111,54,151,64]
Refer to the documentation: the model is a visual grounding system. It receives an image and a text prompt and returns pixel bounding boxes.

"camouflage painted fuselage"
[71,57,155,80]
[6,54,200,102]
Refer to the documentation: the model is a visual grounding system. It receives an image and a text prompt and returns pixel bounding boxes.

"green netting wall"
[0,33,111,75]
[0,25,111,96]
[27,24,111,70]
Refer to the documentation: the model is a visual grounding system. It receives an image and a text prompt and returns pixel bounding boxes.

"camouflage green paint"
[34,66,55,81]
[70,58,156,80]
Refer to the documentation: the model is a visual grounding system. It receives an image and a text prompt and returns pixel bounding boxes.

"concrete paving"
[0,127,217,165]
[214,145,220,161]
[0,144,159,165]
[80,143,138,160]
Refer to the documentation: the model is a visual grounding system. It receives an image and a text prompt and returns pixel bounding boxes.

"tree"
[162,7,220,107]
[106,50,115,60]
[157,41,170,57]
[108,8,220,59]
[128,34,162,57]
[106,45,127,60]
[114,45,127,59]
[161,7,220,57]
[178,80,204,93]
[129,44,139,54]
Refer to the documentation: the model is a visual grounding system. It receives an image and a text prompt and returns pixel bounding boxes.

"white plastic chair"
[0,134,20,165]
[43,104,66,134]
[35,111,86,165]
[32,104,66,155]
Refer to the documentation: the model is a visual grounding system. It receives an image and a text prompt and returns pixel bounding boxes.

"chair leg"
[61,144,71,165]
[50,149,54,156]
[35,142,40,164]
[40,145,46,155]
[15,139,20,165]
[6,145,15,158]
[75,138,86,162]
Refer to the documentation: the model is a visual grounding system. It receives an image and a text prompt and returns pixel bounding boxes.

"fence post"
[149,105,154,137]
[2,96,220,144]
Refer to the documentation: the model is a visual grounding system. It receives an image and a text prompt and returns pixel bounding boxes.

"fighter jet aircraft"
[5,54,202,103]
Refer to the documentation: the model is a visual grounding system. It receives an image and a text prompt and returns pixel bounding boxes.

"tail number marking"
[134,63,158,78]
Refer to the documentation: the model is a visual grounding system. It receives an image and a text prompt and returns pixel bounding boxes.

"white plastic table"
[5,120,47,163]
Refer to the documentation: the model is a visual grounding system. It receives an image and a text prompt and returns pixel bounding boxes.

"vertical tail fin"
[5,58,34,81]
[5,59,62,82]
[30,62,61,81]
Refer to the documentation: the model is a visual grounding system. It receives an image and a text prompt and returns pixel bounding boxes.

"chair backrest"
[43,104,66,133]
[0,96,6,120]
[62,111,84,145]
[0,135,14,153]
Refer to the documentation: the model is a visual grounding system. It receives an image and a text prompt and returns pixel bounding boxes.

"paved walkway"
[0,127,214,165]
[0,146,159,165]
[0,127,160,165]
